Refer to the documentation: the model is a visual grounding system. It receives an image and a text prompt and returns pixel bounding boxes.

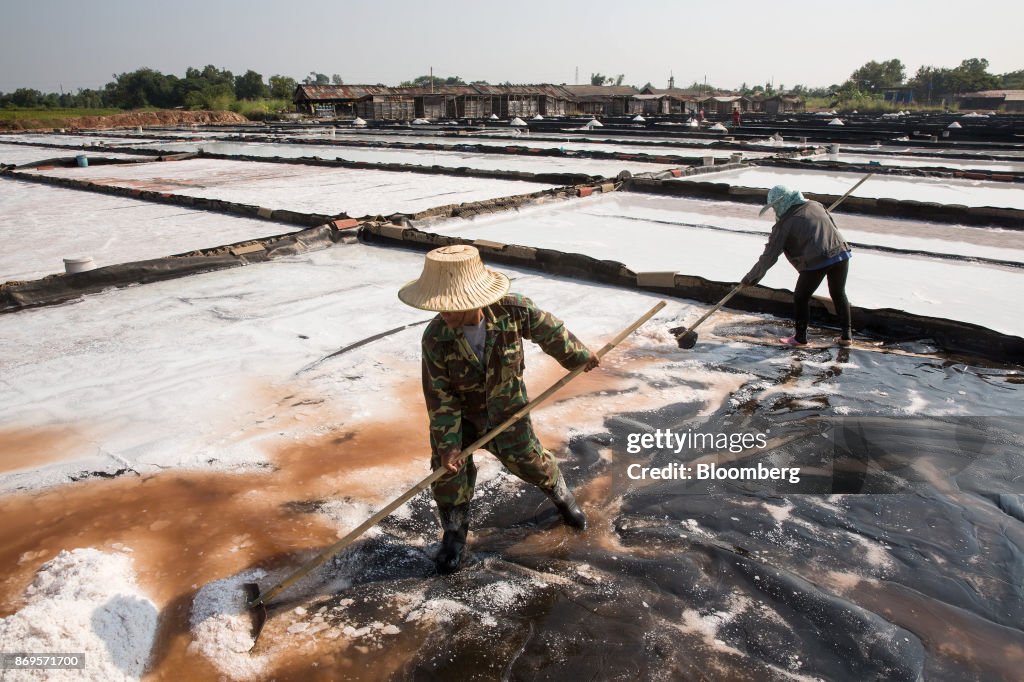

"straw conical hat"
[398,245,510,312]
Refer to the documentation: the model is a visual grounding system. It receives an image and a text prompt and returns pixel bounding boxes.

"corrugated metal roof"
[294,84,394,100]
[643,87,704,98]
[962,90,1024,98]
[563,85,641,97]
[296,83,580,101]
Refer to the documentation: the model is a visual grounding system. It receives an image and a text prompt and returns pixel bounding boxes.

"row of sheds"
[293,84,804,120]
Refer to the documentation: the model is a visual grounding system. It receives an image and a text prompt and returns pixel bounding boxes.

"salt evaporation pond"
[0,142,146,166]
[811,152,1024,173]
[676,166,1024,210]
[0,180,302,282]
[425,192,1024,337]
[841,143,1024,160]
[130,140,678,176]
[0,238,1021,680]
[21,158,558,217]
[231,131,777,159]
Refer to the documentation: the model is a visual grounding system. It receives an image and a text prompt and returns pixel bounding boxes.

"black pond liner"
[261,341,1023,680]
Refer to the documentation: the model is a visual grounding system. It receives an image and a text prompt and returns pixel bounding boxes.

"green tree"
[10,88,43,107]
[590,73,607,86]
[909,58,999,101]
[399,74,466,87]
[999,69,1024,88]
[1002,69,1024,89]
[234,70,268,99]
[331,74,344,85]
[848,59,906,93]
[269,75,298,99]
[107,68,178,108]
[303,72,329,85]
[951,57,999,93]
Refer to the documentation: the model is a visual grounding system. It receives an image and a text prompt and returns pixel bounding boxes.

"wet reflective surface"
[184,324,1023,680]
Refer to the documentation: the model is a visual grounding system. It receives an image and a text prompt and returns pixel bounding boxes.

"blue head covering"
[759,185,807,219]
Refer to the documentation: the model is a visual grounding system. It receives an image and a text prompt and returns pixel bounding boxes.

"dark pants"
[793,259,851,343]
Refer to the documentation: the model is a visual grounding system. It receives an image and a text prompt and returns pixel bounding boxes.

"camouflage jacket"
[421,294,592,456]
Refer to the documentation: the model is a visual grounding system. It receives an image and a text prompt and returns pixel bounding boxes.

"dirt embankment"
[2,109,249,131]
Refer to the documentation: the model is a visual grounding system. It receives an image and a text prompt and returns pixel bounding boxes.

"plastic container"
[64,257,96,274]
[75,155,88,168]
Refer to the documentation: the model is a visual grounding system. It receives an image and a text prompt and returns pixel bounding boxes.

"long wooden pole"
[248,299,667,608]
[827,172,873,211]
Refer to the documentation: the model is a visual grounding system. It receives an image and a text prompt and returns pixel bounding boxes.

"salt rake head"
[669,325,698,349]
[242,582,268,650]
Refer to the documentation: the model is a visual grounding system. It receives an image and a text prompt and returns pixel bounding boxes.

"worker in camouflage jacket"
[399,245,597,574]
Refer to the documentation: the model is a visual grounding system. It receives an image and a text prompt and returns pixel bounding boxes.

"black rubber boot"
[545,476,587,530]
[435,503,470,574]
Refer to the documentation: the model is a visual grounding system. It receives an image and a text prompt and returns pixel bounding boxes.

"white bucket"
[729,153,743,163]
[64,257,96,274]
[702,156,714,166]
[829,143,840,154]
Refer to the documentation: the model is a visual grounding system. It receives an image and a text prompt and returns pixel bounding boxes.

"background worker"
[399,245,598,574]
[741,185,853,347]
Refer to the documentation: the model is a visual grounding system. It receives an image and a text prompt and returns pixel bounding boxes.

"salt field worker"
[741,185,853,347]
[399,245,598,573]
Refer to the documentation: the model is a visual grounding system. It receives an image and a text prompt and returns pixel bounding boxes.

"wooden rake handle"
[827,172,874,212]
[248,299,667,608]
[674,283,744,337]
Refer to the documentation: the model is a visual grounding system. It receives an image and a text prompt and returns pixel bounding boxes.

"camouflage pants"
[430,414,561,511]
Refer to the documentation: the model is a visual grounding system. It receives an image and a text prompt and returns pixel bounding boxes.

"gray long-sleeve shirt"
[744,200,851,284]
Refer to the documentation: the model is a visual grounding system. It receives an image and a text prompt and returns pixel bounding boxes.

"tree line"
[0,66,298,110]
[835,57,1022,104]
[2,58,1021,112]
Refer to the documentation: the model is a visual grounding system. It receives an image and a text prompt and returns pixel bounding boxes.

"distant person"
[733,108,741,127]
[741,186,853,347]
[399,245,598,573]
[697,107,705,122]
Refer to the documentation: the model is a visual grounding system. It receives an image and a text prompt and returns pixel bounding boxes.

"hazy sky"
[2,0,1022,93]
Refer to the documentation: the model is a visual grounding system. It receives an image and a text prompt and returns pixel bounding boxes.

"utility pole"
[430,66,434,94]
[575,66,579,85]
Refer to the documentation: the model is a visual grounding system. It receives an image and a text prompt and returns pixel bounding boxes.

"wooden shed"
[764,95,805,115]
[640,87,702,115]
[959,90,1024,112]
[700,95,751,115]
[293,85,397,117]
[564,85,641,117]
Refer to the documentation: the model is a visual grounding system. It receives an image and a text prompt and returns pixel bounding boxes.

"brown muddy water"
[1,327,1022,681]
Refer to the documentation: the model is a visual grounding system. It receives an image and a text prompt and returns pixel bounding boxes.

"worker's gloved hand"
[741,274,759,286]
[582,353,600,373]
[441,449,465,474]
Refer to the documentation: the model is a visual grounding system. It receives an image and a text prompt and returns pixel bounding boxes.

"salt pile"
[189,568,271,680]
[0,548,157,681]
